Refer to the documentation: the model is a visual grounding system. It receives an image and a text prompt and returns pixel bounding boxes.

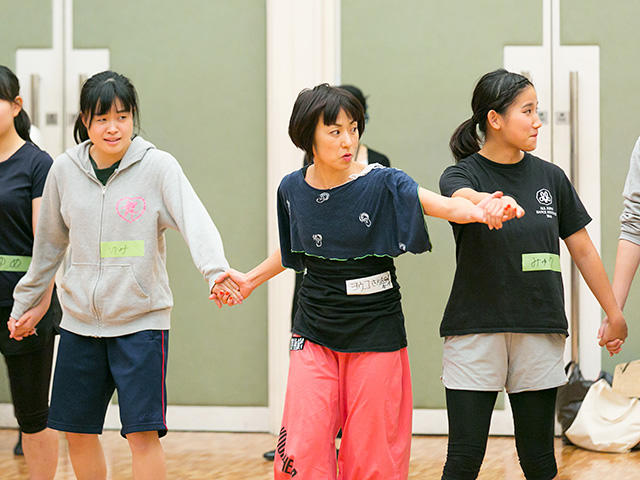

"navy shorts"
[48,328,169,438]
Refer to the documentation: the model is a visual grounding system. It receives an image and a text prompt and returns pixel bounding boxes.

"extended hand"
[8,309,41,341]
[478,193,525,230]
[210,277,243,308]
[598,315,628,356]
[210,269,254,307]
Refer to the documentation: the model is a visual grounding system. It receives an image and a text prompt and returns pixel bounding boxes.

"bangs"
[83,77,137,122]
[321,89,363,128]
[0,66,18,102]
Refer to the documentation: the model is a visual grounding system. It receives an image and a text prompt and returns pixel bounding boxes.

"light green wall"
[0,0,52,68]
[73,0,268,405]
[342,1,542,408]
[0,0,54,404]
[561,0,640,373]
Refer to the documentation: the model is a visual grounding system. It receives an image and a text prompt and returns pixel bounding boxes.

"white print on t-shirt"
[535,188,557,219]
[312,234,323,247]
[536,188,553,205]
[316,192,330,203]
[359,212,372,227]
[399,242,407,251]
[345,271,392,295]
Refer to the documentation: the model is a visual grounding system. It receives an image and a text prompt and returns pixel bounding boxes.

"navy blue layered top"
[277,164,432,352]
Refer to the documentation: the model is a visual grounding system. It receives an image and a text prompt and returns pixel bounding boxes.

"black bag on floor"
[556,361,613,444]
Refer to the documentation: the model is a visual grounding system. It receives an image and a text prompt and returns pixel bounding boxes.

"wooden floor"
[0,429,638,479]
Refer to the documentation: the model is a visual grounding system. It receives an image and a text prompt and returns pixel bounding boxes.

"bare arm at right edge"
[612,136,640,309]
[11,167,69,320]
[211,249,285,303]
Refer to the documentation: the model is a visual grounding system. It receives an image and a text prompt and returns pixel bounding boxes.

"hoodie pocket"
[58,264,99,323]
[94,265,151,324]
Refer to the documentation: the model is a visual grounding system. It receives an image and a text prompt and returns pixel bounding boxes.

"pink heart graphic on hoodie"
[116,197,146,223]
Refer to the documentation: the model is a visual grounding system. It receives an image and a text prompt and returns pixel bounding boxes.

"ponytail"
[451,69,533,163]
[73,114,89,143]
[449,117,480,162]
[14,109,32,143]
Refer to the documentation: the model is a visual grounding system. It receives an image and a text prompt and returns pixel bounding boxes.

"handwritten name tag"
[0,255,31,272]
[345,271,392,295]
[522,253,561,272]
[100,240,145,258]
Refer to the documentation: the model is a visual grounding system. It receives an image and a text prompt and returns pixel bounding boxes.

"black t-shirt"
[278,164,431,352]
[438,152,591,336]
[294,255,406,352]
[90,155,120,185]
[0,143,53,306]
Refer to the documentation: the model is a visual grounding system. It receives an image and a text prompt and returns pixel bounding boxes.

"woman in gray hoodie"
[9,71,239,480]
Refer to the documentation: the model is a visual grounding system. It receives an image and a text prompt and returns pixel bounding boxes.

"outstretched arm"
[211,249,285,306]
[565,228,628,355]
[419,187,508,227]
[451,187,525,230]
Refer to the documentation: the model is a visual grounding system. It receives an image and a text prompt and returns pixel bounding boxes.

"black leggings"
[3,336,55,434]
[442,388,558,480]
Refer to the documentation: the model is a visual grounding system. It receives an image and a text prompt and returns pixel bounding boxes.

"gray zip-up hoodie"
[621,136,640,245]
[11,137,230,336]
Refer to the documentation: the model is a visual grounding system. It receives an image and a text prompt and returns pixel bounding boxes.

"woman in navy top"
[214,84,513,479]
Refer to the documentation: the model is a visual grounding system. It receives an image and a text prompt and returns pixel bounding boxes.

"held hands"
[209,269,255,308]
[479,194,525,230]
[210,276,244,308]
[598,315,628,356]
[7,303,47,341]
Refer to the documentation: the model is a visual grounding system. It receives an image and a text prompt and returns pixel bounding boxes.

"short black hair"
[288,84,365,160]
[73,70,139,144]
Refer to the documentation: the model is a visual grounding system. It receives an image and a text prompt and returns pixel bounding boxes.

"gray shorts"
[441,333,567,394]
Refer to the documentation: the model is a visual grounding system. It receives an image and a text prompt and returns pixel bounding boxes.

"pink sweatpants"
[274,338,413,480]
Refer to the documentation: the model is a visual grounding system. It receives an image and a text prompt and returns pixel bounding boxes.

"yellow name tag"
[0,255,31,272]
[522,253,561,272]
[100,241,145,258]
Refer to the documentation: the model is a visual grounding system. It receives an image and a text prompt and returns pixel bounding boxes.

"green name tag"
[0,255,31,272]
[100,240,145,258]
[522,253,561,272]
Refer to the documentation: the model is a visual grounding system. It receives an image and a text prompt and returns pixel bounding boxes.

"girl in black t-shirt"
[213,84,507,479]
[0,65,59,478]
[439,69,628,480]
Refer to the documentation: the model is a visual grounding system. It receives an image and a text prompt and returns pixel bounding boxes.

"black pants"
[3,336,55,434]
[442,388,558,480]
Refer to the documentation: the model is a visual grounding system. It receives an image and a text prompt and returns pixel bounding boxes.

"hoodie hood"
[64,136,156,174]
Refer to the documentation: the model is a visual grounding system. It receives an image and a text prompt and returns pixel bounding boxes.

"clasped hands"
[7,301,49,341]
[479,192,525,230]
[210,269,251,307]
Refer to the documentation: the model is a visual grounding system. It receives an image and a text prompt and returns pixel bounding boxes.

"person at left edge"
[0,64,60,480]
[9,70,240,480]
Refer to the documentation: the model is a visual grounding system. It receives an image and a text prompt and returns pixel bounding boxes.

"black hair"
[289,83,365,160]
[0,65,31,142]
[338,84,369,123]
[73,70,139,144]
[450,69,533,162]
